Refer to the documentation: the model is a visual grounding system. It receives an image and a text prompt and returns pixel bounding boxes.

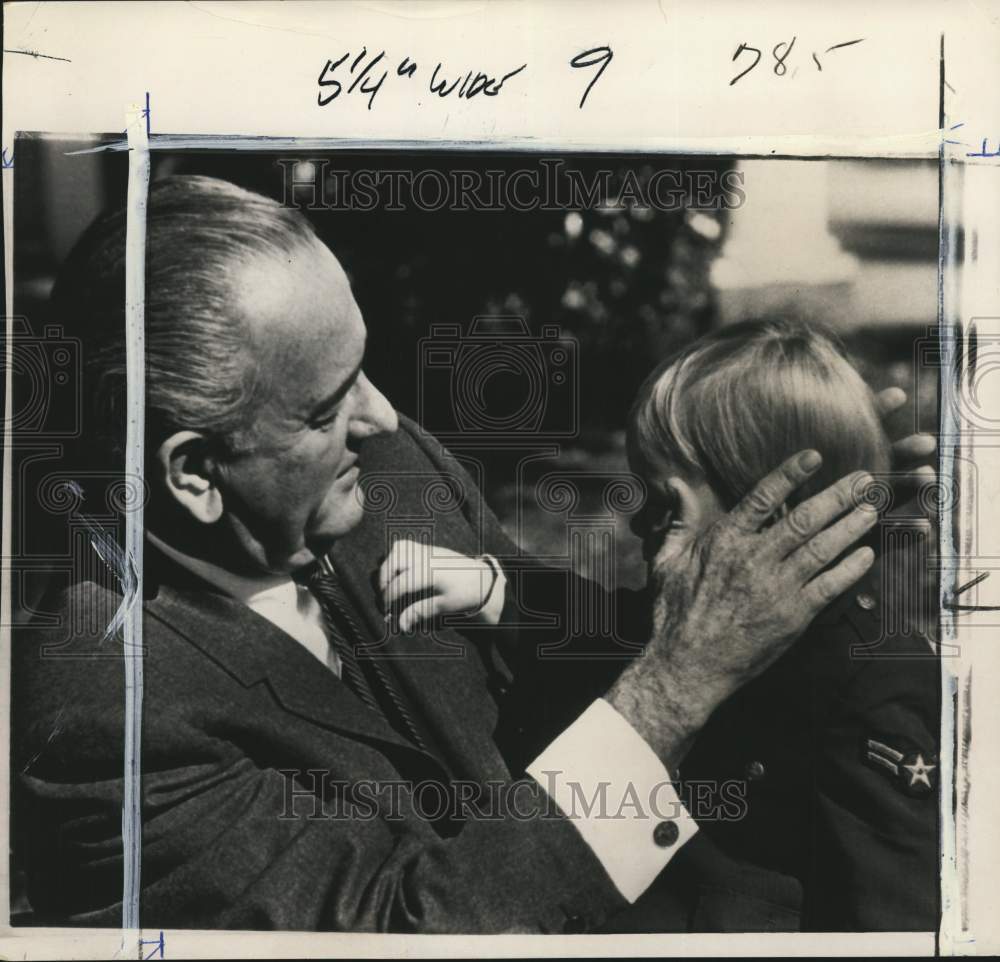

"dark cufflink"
[653,819,680,847]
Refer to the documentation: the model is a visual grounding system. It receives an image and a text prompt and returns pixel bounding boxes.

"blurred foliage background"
[13,142,938,590]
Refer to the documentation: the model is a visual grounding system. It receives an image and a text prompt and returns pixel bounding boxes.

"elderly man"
[13,175,913,932]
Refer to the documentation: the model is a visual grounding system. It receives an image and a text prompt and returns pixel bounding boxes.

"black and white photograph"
[8,140,945,934]
[2,1,998,958]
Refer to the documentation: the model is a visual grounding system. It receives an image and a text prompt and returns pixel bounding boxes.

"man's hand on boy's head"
[378,539,503,632]
[607,451,880,770]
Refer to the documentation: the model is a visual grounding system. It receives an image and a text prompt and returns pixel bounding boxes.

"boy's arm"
[806,643,940,930]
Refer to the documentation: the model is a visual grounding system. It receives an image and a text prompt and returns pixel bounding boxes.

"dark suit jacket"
[502,569,941,933]
[11,415,629,933]
[668,568,941,932]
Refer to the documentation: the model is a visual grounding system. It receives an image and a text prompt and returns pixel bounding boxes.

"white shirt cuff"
[526,698,698,903]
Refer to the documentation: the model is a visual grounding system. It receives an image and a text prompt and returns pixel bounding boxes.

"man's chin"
[308,499,366,552]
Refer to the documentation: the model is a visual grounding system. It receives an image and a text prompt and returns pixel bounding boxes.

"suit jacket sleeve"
[13,584,628,933]
[133,740,626,933]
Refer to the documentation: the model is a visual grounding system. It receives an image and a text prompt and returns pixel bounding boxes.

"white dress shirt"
[148,532,341,675]
[146,532,696,903]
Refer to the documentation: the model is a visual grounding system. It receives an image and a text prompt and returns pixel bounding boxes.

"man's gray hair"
[52,174,319,464]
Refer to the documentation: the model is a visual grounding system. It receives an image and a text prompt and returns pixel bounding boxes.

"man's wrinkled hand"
[607,450,879,768]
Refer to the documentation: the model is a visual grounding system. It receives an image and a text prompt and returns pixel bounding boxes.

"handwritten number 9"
[571,45,613,109]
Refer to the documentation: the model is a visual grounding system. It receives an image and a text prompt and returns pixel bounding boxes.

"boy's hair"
[627,318,891,510]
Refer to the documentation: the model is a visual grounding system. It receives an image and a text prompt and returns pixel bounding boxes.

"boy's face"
[628,449,726,571]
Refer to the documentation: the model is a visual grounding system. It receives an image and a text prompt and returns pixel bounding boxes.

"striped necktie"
[303,555,427,753]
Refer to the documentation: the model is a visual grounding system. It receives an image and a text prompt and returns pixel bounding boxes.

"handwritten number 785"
[731,36,862,85]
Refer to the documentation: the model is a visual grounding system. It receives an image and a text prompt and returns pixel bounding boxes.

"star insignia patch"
[902,753,937,790]
[863,738,937,796]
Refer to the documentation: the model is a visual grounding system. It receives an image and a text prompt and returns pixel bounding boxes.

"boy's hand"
[378,539,503,632]
[875,386,937,501]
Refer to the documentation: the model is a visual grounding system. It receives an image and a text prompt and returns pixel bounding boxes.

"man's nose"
[349,374,399,438]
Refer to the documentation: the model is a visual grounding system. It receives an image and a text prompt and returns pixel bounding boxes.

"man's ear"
[155,431,223,524]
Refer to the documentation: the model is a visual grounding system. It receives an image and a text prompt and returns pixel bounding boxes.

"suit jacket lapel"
[143,547,437,766]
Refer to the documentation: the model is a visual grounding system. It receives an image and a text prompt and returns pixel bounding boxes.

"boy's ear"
[155,431,223,524]
[666,474,731,534]
[666,475,706,528]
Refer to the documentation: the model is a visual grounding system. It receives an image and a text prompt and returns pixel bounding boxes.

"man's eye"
[313,409,340,429]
